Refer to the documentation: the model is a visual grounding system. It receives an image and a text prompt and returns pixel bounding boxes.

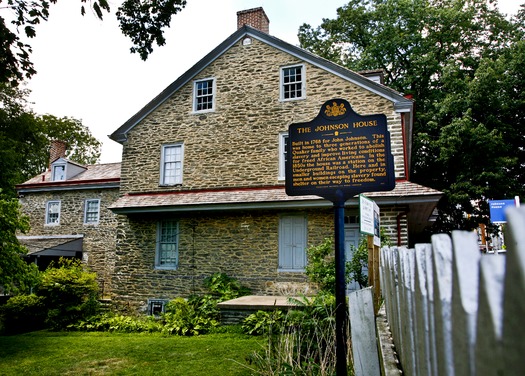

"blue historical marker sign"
[285,98,395,202]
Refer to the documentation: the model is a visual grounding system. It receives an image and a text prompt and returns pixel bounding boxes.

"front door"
[345,225,367,291]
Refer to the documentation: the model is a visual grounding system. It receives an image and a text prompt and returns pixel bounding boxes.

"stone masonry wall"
[119,37,406,195]
[112,208,334,311]
[19,188,119,296]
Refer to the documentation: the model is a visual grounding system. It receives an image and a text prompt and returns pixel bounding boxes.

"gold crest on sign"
[324,102,347,117]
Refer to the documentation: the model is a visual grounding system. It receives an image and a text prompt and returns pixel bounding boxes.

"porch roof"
[17,235,84,257]
[109,181,441,214]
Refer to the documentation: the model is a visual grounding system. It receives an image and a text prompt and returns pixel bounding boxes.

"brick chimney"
[237,7,269,33]
[49,139,67,167]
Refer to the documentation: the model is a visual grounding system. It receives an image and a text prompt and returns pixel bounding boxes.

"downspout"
[397,211,409,246]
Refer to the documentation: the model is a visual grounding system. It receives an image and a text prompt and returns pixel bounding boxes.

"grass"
[0,330,262,375]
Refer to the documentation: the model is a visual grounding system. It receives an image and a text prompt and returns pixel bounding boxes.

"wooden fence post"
[502,207,525,375]
[431,234,454,376]
[349,287,381,376]
[475,255,505,376]
[451,231,481,376]
[414,244,432,375]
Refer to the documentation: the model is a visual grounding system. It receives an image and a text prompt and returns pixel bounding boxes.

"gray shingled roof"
[109,181,441,214]
[16,162,121,192]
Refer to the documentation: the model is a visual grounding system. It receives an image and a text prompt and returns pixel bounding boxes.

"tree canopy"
[298,0,525,234]
[0,0,187,86]
[0,84,101,197]
[0,195,38,294]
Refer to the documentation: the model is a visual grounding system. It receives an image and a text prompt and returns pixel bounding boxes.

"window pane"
[85,200,100,223]
[282,66,303,100]
[53,165,65,181]
[47,202,60,224]
[158,221,178,267]
[162,145,182,185]
[195,79,214,111]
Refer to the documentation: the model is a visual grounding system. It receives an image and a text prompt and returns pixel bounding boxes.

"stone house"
[16,8,441,312]
[106,8,441,312]
[16,140,120,296]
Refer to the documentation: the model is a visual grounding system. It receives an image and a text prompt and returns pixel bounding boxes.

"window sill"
[279,97,306,103]
[277,268,305,273]
[191,108,215,115]
[155,266,178,271]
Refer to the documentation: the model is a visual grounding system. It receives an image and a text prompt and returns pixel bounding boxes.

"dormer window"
[52,164,66,181]
[280,64,306,101]
[193,78,215,112]
[49,158,87,181]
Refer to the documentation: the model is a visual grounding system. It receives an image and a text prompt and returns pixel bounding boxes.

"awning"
[17,235,84,257]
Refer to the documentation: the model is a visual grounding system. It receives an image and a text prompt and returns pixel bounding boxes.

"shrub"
[161,297,219,336]
[0,294,46,334]
[36,258,100,330]
[348,237,369,289]
[203,272,251,301]
[242,309,284,336]
[247,295,338,375]
[74,313,162,333]
[305,238,352,294]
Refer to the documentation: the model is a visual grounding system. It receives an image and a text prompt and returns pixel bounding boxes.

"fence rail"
[379,206,525,375]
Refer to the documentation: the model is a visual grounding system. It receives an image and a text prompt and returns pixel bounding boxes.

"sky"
[18,0,523,163]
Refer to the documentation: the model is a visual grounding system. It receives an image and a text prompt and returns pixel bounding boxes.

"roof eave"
[109,192,442,215]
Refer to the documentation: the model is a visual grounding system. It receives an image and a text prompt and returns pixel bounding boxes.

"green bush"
[242,309,284,335]
[36,258,100,330]
[0,294,46,334]
[203,272,251,301]
[305,238,352,294]
[247,295,338,375]
[74,313,162,333]
[161,297,219,336]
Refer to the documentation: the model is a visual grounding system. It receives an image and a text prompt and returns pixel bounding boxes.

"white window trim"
[51,163,66,181]
[160,143,184,186]
[280,64,306,102]
[155,220,179,270]
[192,77,216,113]
[278,132,288,181]
[45,200,61,226]
[83,199,100,225]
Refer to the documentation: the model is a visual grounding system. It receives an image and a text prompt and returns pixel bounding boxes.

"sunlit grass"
[0,330,262,375]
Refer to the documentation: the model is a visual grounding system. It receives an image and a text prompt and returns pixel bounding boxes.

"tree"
[0,0,187,85]
[0,84,101,196]
[0,194,39,294]
[298,0,525,233]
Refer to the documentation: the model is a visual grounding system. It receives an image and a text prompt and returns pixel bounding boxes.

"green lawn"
[0,331,263,375]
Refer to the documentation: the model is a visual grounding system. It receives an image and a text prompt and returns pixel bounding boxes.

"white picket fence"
[380,206,525,375]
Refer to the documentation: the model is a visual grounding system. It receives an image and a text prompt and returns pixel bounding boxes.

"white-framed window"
[193,78,215,112]
[280,64,306,101]
[45,200,61,225]
[278,215,307,271]
[84,199,100,224]
[155,220,179,269]
[160,143,183,186]
[52,164,66,181]
[278,132,288,180]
